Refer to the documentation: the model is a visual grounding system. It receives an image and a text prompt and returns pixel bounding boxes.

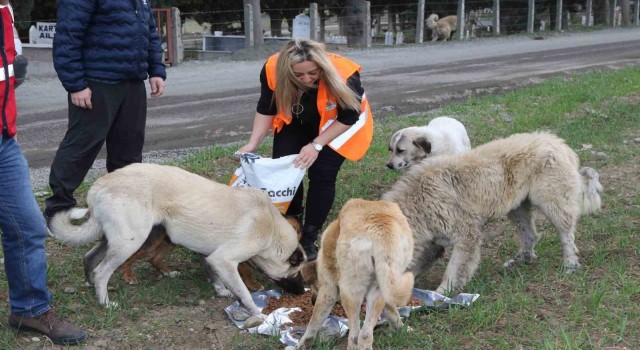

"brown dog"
[298,199,414,350]
[121,216,302,292]
[426,14,457,42]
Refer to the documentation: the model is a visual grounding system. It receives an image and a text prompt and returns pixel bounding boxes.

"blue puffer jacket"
[53,0,167,93]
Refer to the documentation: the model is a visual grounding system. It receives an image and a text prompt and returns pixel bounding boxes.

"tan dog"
[50,163,306,316]
[383,132,603,294]
[426,14,457,42]
[298,199,414,350]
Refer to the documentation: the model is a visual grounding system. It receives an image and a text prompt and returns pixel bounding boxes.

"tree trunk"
[319,12,327,42]
[12,0,35,38]
[244,0,264,44]
[389,9,397,33]
[270,12,283,37]
[345,0,364,46]
[595,0,610,25]
[620,0,631,25]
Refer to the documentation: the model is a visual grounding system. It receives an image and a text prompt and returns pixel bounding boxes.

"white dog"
[387,116,471,169]
[49,163,306,315]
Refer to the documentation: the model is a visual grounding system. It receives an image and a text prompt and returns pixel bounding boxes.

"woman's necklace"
[291,91,305,121]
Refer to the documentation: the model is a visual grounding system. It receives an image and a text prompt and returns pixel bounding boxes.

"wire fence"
[24,1,640,52]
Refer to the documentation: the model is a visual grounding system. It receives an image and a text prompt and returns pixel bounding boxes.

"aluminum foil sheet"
[225,288,479,346]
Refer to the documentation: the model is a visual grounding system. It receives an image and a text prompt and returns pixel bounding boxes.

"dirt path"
[18,28,640,192]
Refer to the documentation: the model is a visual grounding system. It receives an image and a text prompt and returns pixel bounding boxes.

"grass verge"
[1,67,639,349]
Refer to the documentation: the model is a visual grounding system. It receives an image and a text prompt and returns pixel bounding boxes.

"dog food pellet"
[263,291,423,327]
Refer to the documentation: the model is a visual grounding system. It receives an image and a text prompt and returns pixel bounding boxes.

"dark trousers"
[273,121,345,228]
[45,80,147,215]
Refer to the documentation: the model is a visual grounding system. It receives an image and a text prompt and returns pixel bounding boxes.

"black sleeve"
[256,65,277,115]
[336,71,364,126]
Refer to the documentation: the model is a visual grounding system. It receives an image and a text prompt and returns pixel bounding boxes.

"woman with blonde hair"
[239,39,374,261]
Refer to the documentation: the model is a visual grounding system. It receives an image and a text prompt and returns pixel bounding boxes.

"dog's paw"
[166,271,181,278]
[105,301,120,309]
[503,256,530,268]
[124,275,139,285]
[214,286,234,298]
[230,308,251,321]
[405,326,414,333]
[243,314,266,328]
[562,261,581,274]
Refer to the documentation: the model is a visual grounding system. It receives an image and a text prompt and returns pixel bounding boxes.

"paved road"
[16,28,640,183]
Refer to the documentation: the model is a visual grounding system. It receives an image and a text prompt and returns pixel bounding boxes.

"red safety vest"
[265,53,374,161]
[0,6,17,138]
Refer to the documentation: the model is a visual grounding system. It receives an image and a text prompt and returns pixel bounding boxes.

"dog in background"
[50,163,306,317]
[426,14,457,42]
[298,199,414,350]
[383,132,603,294]
[387,116,471,170]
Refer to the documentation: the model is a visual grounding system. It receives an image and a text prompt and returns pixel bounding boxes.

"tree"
[244,0,264,44]
[12,0,35,39]
[344,0,364,46]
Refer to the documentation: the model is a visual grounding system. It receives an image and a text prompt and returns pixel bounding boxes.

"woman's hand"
[294,143,320,169]
[238,143,258,154]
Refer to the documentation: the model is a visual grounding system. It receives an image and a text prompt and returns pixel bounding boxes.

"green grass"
[1,67,639,349]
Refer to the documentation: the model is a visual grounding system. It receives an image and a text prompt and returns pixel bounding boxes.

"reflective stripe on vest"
[0,64,14,81]
[264,53,374,161]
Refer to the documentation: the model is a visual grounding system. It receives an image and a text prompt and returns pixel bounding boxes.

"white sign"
[35,22,56,46]
[291,14,310,40]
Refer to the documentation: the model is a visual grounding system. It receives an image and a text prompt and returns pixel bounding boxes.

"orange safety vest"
[265,53,374,162]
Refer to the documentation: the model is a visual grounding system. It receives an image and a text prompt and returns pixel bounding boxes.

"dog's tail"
[579,167,603,215]
[374,257,414,307]
[49,208,103,245]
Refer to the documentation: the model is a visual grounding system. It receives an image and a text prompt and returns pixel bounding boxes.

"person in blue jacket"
[44,0,167,222]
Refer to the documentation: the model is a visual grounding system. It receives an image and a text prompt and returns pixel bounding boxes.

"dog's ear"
[288,247,306,267]
[414,137,432,154]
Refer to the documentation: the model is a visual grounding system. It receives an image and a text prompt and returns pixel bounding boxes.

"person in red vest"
[239,39,374,261]
[0,1,86,345]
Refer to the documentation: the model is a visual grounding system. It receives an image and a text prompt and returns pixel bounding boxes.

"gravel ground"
[29,146,209,194]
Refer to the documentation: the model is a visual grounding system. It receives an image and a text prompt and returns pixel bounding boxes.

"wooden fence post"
[364,1,372,48]
[416,0,425,43]
[244,3,254,48]
[527,0,535,33]
[310,3,320,41]
[493,0,500,35]
[555,0,563,31]
[456,0,465,40]
[171,7,183,65]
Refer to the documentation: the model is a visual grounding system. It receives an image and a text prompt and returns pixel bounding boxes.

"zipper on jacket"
[0,13,10,138]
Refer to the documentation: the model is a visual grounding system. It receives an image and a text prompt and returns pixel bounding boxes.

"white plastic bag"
[229,153,305,214]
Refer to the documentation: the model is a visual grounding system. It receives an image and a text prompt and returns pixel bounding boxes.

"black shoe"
[300,224,321,262]
[302,242,318,262]
[9,310,87,345]
[43,212,53,237]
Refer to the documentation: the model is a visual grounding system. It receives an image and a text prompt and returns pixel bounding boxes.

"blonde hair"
[274,39,361,121]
